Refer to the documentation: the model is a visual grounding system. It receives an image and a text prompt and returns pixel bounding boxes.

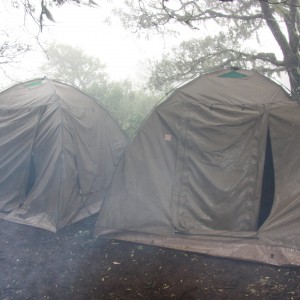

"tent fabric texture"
[95,69,300,266]
[0,78,128,232]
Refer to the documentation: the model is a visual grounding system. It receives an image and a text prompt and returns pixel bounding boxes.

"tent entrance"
[171,102,268,235]
[25,156,36,197]
[257,130,274,228]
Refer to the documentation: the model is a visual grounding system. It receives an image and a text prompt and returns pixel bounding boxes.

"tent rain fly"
[0,78,128,232]
[95,69,300,266]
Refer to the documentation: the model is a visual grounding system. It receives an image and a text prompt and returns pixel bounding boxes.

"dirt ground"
[1,216,300,300]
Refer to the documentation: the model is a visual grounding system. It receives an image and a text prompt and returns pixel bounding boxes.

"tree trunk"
[285,51,300,99]
[260,1,299,100]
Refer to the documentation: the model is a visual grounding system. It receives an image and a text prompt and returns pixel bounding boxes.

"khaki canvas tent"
[0,78,128,232]
[95,69,300,266]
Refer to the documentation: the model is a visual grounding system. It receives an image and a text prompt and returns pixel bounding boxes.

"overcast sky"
[0,1,289,90]
[0,1,193,88]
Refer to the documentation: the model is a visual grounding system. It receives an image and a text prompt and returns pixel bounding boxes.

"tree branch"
[160,0,263,26]
[259,0,300,7]
[231,50,285,66]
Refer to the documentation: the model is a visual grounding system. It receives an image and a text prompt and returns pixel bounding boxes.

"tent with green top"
[95,69,300,266]
[0,78,128,232]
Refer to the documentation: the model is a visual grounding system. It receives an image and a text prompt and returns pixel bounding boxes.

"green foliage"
[147,35,282,91]
[41,43,160,137]
[42,43,108,91]
[95,81,158,137]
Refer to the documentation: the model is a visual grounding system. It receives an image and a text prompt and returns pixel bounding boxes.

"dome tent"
[0,78,128,232]
[95,69,300,266]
